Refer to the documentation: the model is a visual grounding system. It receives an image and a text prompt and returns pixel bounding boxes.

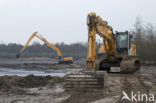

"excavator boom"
[35,34,63,58]
[87,12,116,69]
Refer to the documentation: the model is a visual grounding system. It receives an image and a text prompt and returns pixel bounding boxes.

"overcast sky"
[0,0,156,45]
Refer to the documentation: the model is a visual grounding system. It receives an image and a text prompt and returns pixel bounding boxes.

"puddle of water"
[0,66,154,77]
[0,68,66,77]
[110,67,121,72]
[0,68,82,77]
[27,87,64,94]
[107,66,156,73]
[140,66,156,73]
[0,60,57,65]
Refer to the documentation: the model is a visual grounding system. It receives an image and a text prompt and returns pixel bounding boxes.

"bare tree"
[133,16,156,61]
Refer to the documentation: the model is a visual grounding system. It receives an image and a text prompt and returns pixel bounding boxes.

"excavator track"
[95,57,140,73]
[120,58,140,73]
[65,70,108,91]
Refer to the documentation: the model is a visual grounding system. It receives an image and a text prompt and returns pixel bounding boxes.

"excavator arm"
[35,34,63,59]
[17,32,63,59]
[16,32,37,58]
[87,12,116,69]
[95,16,116,58]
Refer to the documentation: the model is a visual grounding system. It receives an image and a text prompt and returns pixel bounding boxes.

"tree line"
[0,17,156,61]
[0,42,87,59]
[132,16,156,61]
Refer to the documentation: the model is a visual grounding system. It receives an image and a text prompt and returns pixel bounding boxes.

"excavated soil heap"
[0,74,64,91]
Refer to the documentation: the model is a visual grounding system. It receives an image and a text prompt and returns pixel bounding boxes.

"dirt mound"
[0,75,64,91]
[0,78,11,92]
[0,62,86,70]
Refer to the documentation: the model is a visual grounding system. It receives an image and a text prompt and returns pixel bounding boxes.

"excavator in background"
[16,32,73,64]
[65,12,140,91]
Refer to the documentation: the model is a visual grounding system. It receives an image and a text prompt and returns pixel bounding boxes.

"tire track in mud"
[66,73,156,103]
[113,73,153,103]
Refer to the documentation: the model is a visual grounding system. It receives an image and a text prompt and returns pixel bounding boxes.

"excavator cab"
[58,57,73,64]
[115,31,129,55]
[115,31,136,56]
[97,31,135,57]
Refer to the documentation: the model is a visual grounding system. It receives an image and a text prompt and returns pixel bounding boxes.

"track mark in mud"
[116,74,152,103]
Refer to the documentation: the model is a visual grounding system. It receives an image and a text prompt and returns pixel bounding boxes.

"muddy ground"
[0,59,86,70]
[0,59,155,103]
[0,73,155,103]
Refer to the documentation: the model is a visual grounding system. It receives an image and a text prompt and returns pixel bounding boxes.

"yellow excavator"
[65,12,140,91]
[17,32,73,64]
[86,12,139,72]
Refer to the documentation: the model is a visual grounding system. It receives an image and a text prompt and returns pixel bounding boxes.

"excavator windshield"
[116,32,129,54]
